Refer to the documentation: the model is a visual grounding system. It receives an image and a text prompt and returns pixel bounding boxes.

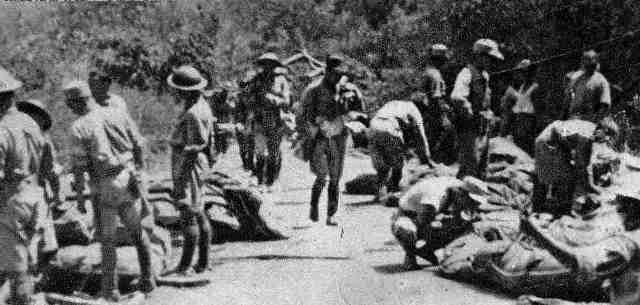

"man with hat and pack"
[391,176,492,270]
[0,67,57,305]
[167,65,216,275]
[64,80,156,300]
[450,38,504,179]
[420,44,454,162]
[298,54,350,226]
[16,99,62,271]
[238,53,291,192]
[565,50,611,123]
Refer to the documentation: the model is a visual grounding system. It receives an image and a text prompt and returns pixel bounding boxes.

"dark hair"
[89,70,112,84]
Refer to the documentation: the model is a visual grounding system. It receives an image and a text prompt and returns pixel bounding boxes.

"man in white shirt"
[450,39,504,179]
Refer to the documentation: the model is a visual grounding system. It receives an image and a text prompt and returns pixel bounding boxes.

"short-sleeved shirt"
[299,78,347,138]
[567,70,611,120]
[0,108,48,188]
[170,97,216,195]
[372,100,431,159]
[423,66,446,101]
[69,106,145,181]
[450,65,491,132]
[399,176,463,212]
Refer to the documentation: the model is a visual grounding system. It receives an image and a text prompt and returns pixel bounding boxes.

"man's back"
[70,107,142,179]
[0,108,47,184]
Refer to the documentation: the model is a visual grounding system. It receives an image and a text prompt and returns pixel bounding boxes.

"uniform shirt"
[567,70,611,120]
[450,65,491,112]
[502,83,539,114]
[423,66,446,101]
[299,78,347,138]
[170,97,216,196]
[69,106,145,183]
[0,108,48,186]
[243,72,291,134]
[373,100,431,160]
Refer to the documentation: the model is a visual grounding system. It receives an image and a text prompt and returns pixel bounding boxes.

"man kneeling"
[391,176,490,270]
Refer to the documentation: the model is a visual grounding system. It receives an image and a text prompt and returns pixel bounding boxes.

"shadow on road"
[372,263,437,274]
[218,254,352,262]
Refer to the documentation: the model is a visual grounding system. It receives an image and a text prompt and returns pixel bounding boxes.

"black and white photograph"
[0,1,640,304]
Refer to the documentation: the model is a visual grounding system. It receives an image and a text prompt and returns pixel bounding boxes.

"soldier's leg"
[309,139,329,222]
[8,271,33,305]
[119,199,155,293]
[96,204,120,299]
[265,131,283,186]
[254,133,268,186]
[456,130,480,179]
[177,207,199,271]
[370,132,390,202]
[194,210,211,273]
[387,160,404,194]
[391,215,421,270]
[327,134,347,220]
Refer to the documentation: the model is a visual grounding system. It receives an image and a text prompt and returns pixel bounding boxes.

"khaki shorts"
[0,181,48,272]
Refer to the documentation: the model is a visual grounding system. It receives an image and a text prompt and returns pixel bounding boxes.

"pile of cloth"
[436,155,640,304]
[42,205,172,295]
[147,171,287,242]
[390,131,640,304]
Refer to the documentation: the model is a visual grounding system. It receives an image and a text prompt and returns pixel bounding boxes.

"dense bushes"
[1,0,640,169]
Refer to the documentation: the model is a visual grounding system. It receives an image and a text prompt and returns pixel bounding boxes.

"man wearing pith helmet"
[167,65,216,275]
[0,67,54,305]
[64,80,156,300]
[450,38,503,179]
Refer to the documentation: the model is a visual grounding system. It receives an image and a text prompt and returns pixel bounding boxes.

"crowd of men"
[0,34,622,304]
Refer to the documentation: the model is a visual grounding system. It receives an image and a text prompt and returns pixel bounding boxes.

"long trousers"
[237,132,255,173]
[254,131,283,186]
[309,133,347,218]
[176,208,211,271]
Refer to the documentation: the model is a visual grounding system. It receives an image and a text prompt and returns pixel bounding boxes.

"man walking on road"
[565,50,611,123]
[0,67,55,305]
[450,39,503,179]
[167,65,216,275]
[298,55,350,226]
[64,80,156,301]
[243,53,291,192]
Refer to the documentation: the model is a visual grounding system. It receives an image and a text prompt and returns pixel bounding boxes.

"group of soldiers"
[0,63,223,304]
[0,33,622,304]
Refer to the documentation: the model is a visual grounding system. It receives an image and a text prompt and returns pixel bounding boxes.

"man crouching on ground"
[391,176,490,270]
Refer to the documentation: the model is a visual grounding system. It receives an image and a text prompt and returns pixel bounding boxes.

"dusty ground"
[147,142,514,305]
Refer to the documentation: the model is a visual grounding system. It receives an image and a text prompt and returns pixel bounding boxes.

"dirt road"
[148,142,514,305]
